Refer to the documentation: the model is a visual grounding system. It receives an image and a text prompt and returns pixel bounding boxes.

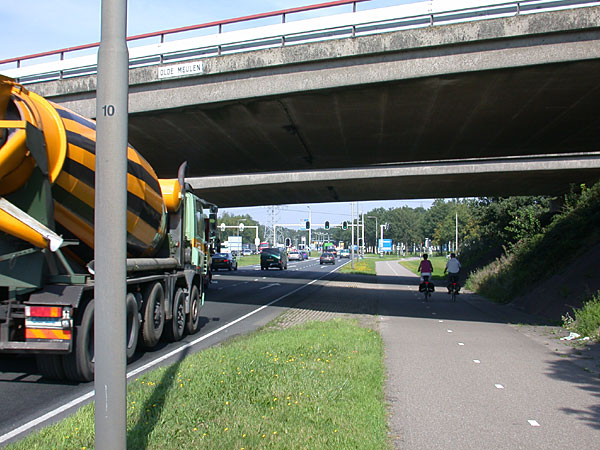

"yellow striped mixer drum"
[0,75,169,264]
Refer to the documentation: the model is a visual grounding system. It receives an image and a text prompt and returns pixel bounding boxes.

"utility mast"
[263,205,282,244]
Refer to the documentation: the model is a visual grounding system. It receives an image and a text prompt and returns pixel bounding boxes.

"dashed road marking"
[473,360,481,364]
[528,420,540,427]
[458,342,465,346]
[495,384,504,389]
[447,330,453,333]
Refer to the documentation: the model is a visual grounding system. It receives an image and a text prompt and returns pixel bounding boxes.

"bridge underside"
[128,59,600,182]
[188,154,600,207]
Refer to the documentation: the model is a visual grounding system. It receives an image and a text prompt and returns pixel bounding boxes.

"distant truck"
[258,242,270,253]
[0,76,218,381]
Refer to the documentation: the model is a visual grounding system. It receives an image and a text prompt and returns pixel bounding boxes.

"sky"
[1,0,433,225]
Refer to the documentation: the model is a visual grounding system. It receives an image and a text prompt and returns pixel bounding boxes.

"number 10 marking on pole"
[102,104,116,116]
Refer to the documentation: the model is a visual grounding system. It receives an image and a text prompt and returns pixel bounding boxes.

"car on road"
[300,250,309,260]
[320,252,335,265]
[288,251,304,261]
[261,247,288,270]
[242,248,252,256]
[211,252,238,271]
[339,249,350,258]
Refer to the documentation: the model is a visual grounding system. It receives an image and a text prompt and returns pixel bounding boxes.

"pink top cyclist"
[417,254,433,280]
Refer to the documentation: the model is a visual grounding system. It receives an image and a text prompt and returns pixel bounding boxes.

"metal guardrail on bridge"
[1,0,598,83]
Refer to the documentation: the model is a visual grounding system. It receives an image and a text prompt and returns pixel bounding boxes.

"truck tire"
[141,282,165,349]
[185,285,201,335]
[165,288,185,342]
[64,299,95,382]
[36,355,66,380]
[126,293,140,361]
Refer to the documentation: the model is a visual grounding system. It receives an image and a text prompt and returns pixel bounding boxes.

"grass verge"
[399,256,448,281]
[236,255,260,266]
[8,320,387,450]
[337,258,377,275]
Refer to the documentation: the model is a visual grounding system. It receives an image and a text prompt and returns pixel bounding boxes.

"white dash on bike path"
[528,420,540,427]
[495,384,505,389]
[473,360,481,364]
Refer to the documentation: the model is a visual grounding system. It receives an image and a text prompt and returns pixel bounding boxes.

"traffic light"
[285,237,291,247]
[305,221,310,229]
[324,220,330,230]
[342,221,348,230]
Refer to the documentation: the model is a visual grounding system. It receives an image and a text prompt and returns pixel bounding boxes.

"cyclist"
[444,253,461,294]
[418,253,433,281]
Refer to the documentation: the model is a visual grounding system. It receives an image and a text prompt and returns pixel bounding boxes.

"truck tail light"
[25,306,72,342]
[25,306,62,318]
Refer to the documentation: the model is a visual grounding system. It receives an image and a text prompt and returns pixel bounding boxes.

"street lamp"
[307,205,312,252]
[367,215,377,254]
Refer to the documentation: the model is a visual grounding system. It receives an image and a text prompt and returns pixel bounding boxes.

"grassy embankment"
[466,182,600,340]
[7,320,387,450]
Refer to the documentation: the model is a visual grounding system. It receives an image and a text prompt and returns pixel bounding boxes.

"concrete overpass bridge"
[2,0,600,207]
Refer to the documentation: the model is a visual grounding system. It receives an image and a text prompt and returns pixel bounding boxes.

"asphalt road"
[378,260,600,449]
[0,256,342,445]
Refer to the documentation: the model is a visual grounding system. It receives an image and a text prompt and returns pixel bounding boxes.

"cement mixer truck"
[0,75,218,381]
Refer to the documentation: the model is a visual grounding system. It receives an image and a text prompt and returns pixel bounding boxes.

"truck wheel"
[126,293,140,361]
[165,288,185,342]
[141,282,165,348]
[185,285,201,335]
[36,355,66,380]
[64,299,95,382]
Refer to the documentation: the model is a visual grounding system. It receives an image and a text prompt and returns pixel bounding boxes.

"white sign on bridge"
[158,62,203,79]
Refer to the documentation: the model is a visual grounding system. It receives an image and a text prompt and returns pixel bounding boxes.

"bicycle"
[421,275,434,301]
[448,274,460,302]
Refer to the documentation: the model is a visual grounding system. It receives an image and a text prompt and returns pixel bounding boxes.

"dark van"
[260,247,288,270]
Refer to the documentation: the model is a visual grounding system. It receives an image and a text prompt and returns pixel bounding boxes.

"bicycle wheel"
[451,289,456,302]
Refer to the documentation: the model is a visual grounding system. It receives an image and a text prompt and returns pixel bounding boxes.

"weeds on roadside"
[562,290,600,341]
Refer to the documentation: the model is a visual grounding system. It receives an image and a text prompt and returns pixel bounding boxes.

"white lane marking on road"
[0,390,95,444]
[447,330,453,333]
[438,320,444,323]
[473,360,481,364]
[495,384,504,389]
[253,279,259,282]
[528,420,540,427]
[211,281,219,284]
[458,342,465,346]
[260,283,281,290]
[432,312,437,315]
[0,257,347,445]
